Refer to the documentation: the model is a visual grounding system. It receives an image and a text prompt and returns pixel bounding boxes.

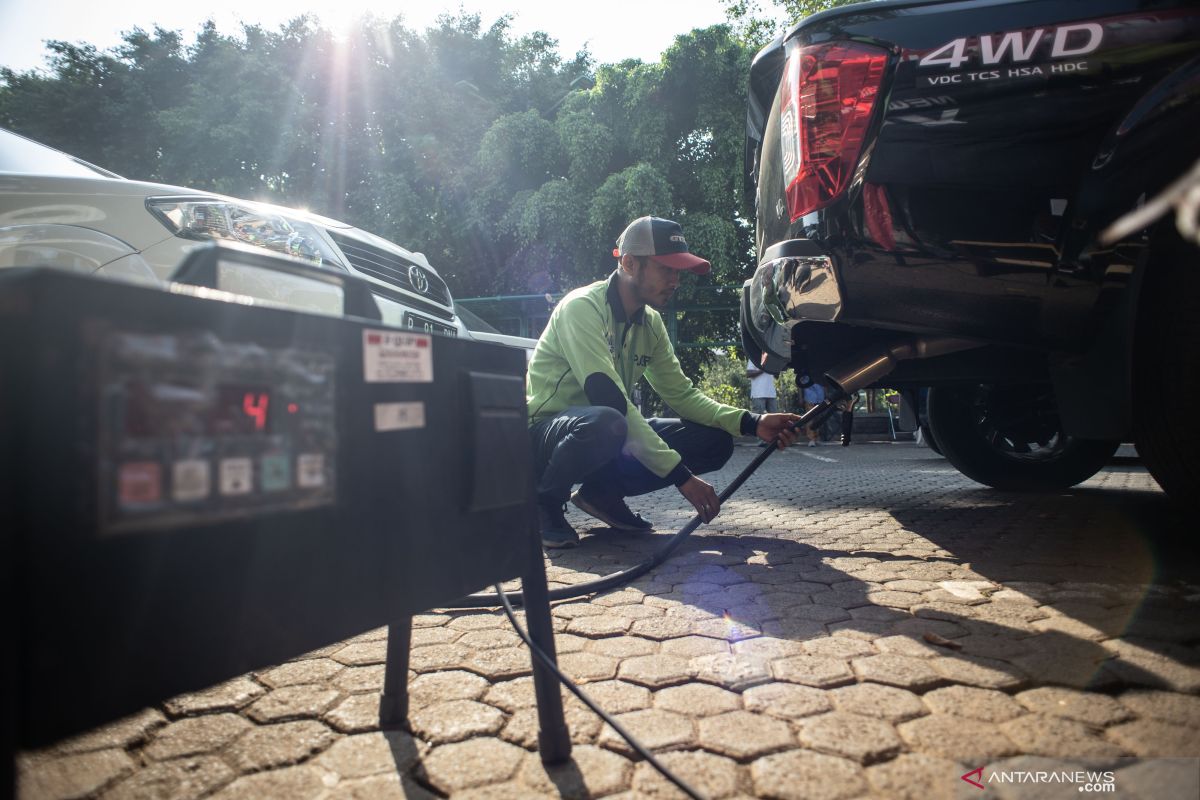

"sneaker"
[570,489,653,531]
[538,503,579,549]
[807,440,817,447]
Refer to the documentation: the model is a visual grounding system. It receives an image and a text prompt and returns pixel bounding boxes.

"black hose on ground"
[445,393,844,609]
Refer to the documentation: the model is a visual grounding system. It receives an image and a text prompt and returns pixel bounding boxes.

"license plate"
[403,312,456,337]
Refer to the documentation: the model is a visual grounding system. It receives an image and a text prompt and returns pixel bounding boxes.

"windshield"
[0,128,122,178]
[454,302,502,334]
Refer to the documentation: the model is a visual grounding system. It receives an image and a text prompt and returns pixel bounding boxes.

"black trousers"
[529,406,734,506]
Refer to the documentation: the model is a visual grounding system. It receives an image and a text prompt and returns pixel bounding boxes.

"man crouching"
[527,215,801,548]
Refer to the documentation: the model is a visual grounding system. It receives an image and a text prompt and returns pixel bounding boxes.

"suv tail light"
[778,41,887,221]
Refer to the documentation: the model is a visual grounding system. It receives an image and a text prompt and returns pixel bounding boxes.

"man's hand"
[757,412,803,449]
[678,475,720,523]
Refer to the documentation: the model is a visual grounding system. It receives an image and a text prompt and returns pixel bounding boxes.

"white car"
[0,127,474,340]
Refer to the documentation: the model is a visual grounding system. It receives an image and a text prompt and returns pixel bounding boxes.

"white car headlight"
[148,198,340,266]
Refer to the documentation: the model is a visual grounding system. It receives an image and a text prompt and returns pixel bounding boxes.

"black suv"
[741,0,1200,499]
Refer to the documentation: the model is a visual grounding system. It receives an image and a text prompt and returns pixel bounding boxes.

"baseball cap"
[614,216,711,275]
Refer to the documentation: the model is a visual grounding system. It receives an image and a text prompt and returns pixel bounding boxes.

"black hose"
[445,394,843,609]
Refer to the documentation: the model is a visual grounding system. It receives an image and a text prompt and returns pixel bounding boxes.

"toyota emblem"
[408,265,430,294]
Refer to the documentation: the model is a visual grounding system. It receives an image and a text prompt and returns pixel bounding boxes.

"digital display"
[121,381,306,438]
[213,384,272,435]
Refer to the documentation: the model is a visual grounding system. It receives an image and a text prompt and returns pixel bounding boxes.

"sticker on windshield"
[363,329,433,383]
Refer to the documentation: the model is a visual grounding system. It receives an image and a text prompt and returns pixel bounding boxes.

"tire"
[920,421,943,455]
[1133,233,1200,500]
[927,384,1119,491]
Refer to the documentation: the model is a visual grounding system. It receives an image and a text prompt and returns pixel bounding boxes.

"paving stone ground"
[17,442,1200,798]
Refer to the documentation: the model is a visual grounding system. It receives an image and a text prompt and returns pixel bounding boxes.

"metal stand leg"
[521,531,572,764]
[379,617,412,727]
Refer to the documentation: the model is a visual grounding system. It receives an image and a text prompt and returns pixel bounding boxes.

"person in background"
[837,391,859,446]
[746,359,779,447]
[526,216,802,548]
[801,379,826,446]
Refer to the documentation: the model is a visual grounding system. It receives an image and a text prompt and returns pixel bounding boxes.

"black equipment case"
[0,256,568,792]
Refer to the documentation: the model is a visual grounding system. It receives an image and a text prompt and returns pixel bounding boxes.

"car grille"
[329,232,452,307]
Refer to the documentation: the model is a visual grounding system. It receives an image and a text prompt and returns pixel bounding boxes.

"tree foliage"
[1,14,768,373]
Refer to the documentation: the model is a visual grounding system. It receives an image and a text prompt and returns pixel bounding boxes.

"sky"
[0,0,736,73]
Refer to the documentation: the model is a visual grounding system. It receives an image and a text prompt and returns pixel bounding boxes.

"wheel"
[919,421,942,455]
[927,384,1119,491]
[1133,232,1200,500]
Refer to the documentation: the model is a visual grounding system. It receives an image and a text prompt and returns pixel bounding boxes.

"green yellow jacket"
[527,272,754,483]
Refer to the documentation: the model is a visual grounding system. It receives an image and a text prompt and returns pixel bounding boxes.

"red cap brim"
[650,252,711,275]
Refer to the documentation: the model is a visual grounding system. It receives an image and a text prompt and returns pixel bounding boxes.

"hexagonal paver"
[408,643,472,673]
[467,647,536,680]
[1015,686,1132,727]
[323,773,436,800]
[324,694,384,734]
[448,612,509,631]
[98,754,232,800]
[162,677,265,716]
[331,641,387,667]
[255,659,344,689]
[586,635,659,658]
[557,652,620,682]
[751,750,867,800]
[571,680,652,715]
[771,655,855,689]
[313,730,419,780]
[630,750,741,798]
[922,686,1024,723]
[410,626,461,648]
[410,699,505,743]
[408,670,490,708]
[1001,714,1127,758]
[873,635,941,659]
[501,702,603,749]
[743,682,830,721]
[600,708,695,755]
[420,738,526,794]
[245,685,341,723]
[660,635,730,659]
[618,654,694,689]
[55,708,166,755]
[143,714,252,760]
[654,684,741,717]
[803,637,877,660]
[17,749,135,800]
[797,712,902,764]
[332,666,386,694]
[898,714,1018,762]
[865,753,968,800]
[731,636,806,660]
[851,654,943,691]
[930,655,1026,691]
[829,683,925,723]
[206,764,326,800]
[227,720,335,772]
[697,710,792,761]
[631,616,701,640]
[569,614,635,637]
[1116,689,1200,727]
[692,653,773,691]
[457,629,522,650]
[1107,719,1200,758]
[519,745,633,798]
[786,604,851,624]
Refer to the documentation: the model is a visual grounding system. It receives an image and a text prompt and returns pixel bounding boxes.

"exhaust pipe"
[823,337,978,398]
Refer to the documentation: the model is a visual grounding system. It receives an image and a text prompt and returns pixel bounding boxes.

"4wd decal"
[913,22,1102,87]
